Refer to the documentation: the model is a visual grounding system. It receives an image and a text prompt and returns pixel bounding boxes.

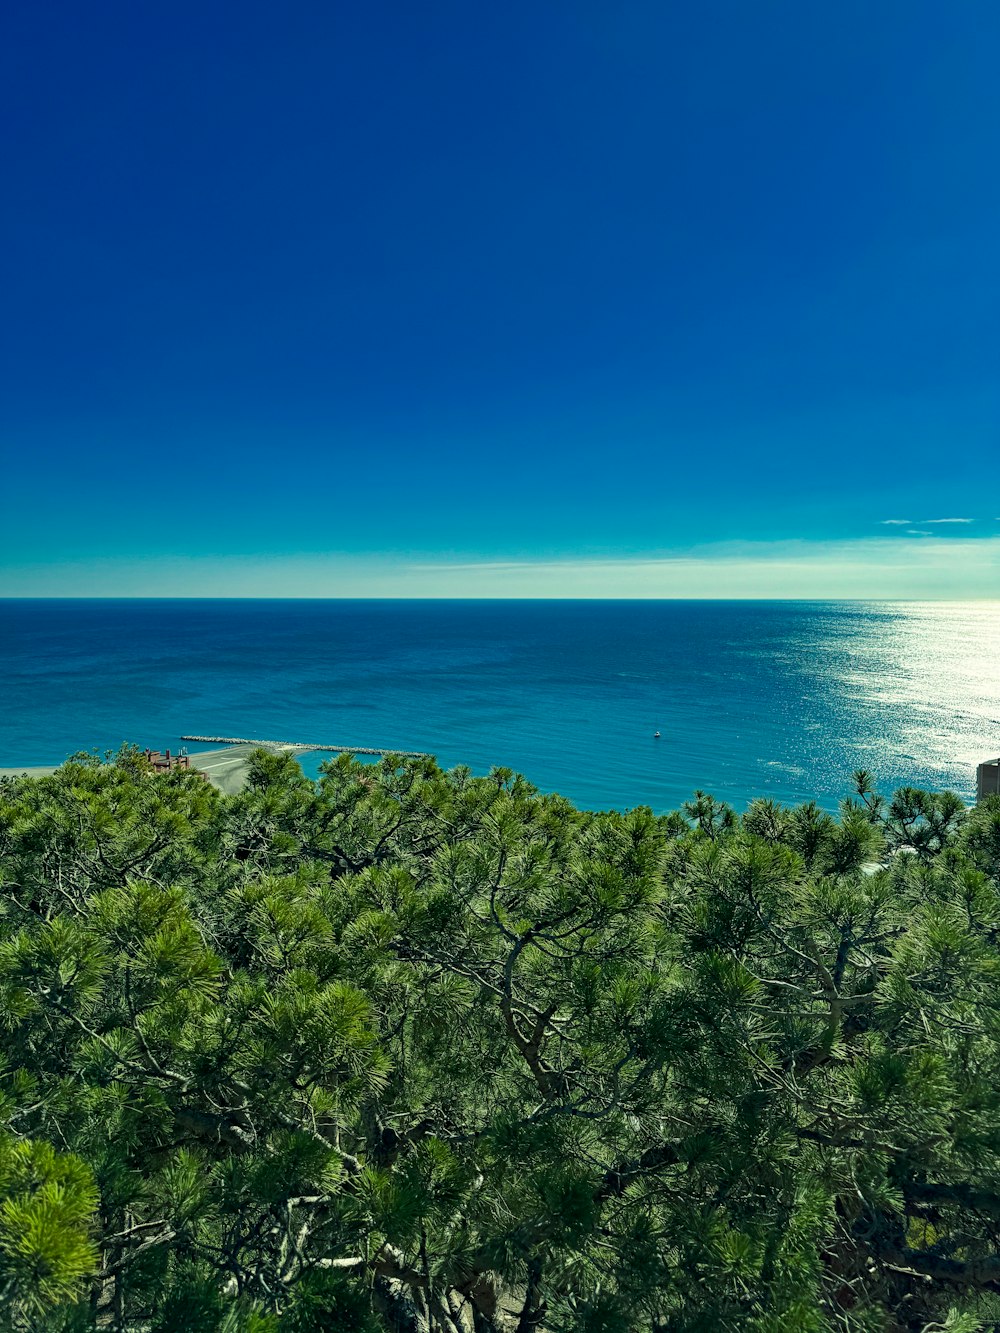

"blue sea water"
[1,600,998,813]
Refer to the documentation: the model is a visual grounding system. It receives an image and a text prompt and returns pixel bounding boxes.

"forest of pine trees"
[1,746,1000,1332]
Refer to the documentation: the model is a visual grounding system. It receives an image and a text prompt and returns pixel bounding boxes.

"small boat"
[653,731,661,738]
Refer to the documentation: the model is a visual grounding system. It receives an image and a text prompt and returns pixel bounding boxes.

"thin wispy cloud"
[4,536,999,599]
[881,517,976,531]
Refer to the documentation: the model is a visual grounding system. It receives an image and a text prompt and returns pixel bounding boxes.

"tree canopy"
[1,747,999,1332]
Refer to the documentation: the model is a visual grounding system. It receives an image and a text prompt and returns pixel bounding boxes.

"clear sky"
[1,1,997,596]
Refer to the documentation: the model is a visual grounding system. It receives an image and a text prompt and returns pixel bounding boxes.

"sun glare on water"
[813,602,1000,786]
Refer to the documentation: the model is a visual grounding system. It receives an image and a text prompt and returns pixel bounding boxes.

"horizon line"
[3,595,1000,604]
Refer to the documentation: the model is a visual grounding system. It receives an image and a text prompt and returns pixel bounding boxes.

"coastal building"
[144,748,191,774]
[977,758,1000,801]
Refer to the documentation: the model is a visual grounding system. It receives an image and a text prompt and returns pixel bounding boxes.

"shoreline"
[0,743,306,795]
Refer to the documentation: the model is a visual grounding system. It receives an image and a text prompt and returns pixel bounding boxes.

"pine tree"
[1,751,999,1330]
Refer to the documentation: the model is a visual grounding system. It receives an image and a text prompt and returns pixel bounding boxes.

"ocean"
[1,599,998,813]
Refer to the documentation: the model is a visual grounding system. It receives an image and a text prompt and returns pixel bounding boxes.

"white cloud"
[3,537,1000,600]
[923,517,973,524]
[907,530,933,537]
[880,519,911,525]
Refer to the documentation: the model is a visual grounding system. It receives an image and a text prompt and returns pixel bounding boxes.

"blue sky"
[1,1,998,596]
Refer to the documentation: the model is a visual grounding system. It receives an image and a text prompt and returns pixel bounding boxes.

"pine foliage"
[0,751,999,1331]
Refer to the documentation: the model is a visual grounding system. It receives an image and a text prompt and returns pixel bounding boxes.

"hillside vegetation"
[1,748,999,1332]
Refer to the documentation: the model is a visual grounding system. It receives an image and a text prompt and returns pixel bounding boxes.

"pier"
[181,735,431,759]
